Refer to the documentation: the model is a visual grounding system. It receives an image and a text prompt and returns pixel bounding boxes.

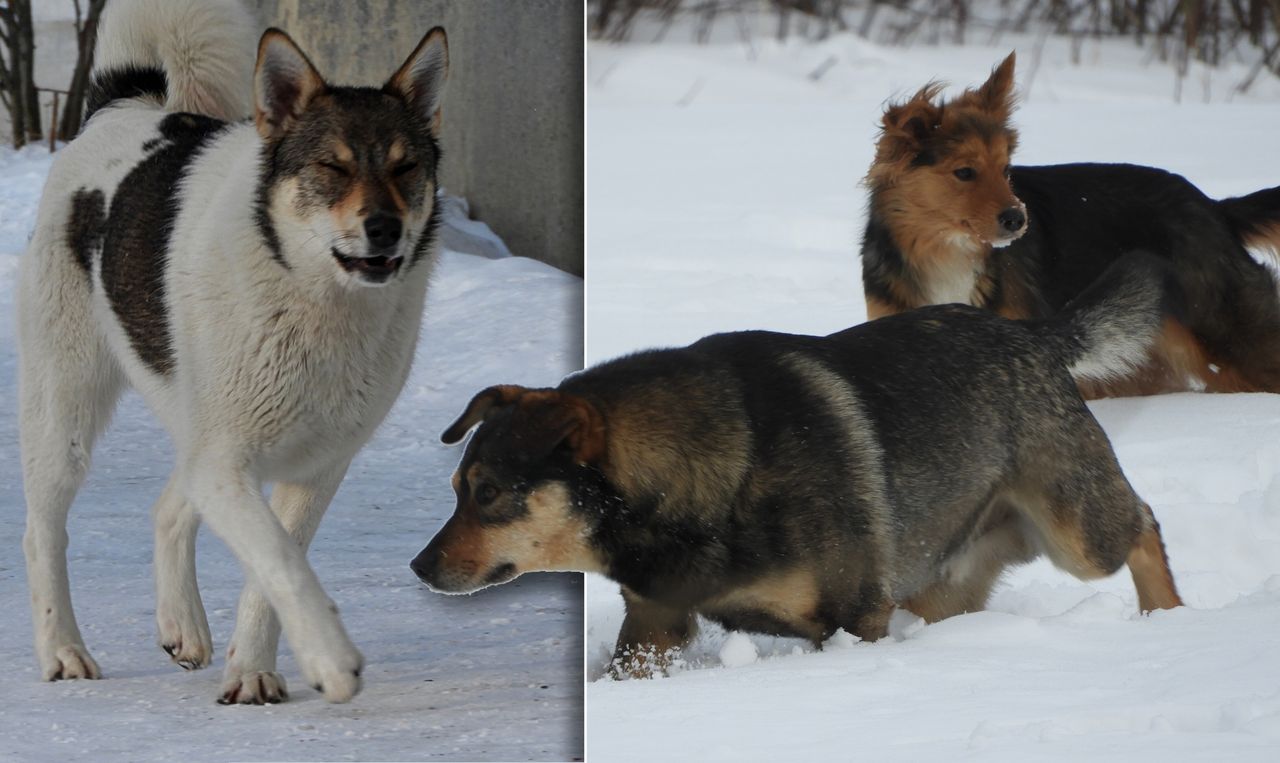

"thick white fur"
[92,0,255,120]
[20,0,442,704]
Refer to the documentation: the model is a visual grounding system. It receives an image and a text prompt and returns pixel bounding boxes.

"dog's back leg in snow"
[18,232,125,681]
[1126,503,1183,613]
[1008,417,1183,615]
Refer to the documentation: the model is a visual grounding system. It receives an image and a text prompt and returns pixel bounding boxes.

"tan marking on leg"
[1127,503,1182,613]
[703,567,824,641]
[904,512,1032,622]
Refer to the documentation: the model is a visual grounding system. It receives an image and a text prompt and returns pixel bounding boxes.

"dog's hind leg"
[152,475,212,670]
[1011,427,1182,615]
[213,462,351,705]
[1126,503,1183,613]
[903,509,1034,623]
[18,248,124,681]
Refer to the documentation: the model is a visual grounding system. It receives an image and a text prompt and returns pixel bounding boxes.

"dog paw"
[217,671,289,705]
[42,644,102,681]
[158,617,212,671]
[156,594,213,670]
[300,648,364,704]
[608,646,680,680]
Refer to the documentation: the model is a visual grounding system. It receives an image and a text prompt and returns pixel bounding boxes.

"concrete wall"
[253,0,584,276]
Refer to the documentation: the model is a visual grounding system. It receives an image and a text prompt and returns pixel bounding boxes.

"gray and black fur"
[417,255,1182,677]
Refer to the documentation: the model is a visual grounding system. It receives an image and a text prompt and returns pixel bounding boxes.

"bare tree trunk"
[14,0,39,141]
[0,0,31,147]
[59,0,106,140]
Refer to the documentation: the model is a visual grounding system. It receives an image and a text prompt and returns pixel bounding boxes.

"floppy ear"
[543,393,607,466]
[440,384,528,444]
[507,393,607,465]
[385,27,449,135]
[254,29,326,141]
[877,83,944,163]
[968,52,1017,119]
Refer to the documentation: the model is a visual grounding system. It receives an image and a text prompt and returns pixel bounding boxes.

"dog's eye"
[392,161,419,178]
[318,161,350,177]
[953,167,976,181]
[1003,165,1012,178]
[475,483,499,506]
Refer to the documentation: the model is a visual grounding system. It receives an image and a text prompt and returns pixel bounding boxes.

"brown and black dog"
[861,52,1280,398]
[412,255,1182,677]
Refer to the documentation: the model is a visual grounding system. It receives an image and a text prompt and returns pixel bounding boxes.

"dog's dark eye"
[1003,165,1012,178]
[953,167,976,181]
[318,161,350,177]
[392,161,419,178]
[474,483,499,506]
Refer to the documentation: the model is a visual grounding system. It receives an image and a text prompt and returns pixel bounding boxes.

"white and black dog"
[19,0,447,704]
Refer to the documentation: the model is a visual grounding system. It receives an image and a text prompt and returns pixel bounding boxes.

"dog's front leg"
[610,587,697,679]
[183,455,363,704]
[216,462,351,705]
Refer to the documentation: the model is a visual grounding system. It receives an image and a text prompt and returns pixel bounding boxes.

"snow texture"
[0,147,584,761]
[586,24,1280,763]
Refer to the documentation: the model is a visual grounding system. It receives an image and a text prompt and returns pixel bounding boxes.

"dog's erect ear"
[385,27,449,135]
[968,52,1017,119]
[254,29,326,141]
[877,83,944,163]
[441,384,528,444]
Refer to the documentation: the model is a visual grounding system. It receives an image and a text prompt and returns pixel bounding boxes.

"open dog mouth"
[332,248,404,278]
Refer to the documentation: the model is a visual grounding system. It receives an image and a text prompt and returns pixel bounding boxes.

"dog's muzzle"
[410,545,516,593]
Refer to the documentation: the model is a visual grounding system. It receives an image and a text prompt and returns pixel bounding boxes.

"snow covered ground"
[0,148,584,761]
[586,24,1280,762]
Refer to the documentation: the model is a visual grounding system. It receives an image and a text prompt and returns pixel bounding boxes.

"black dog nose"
[997,207,1026,233]
[409,548,435,583]
[364,214,402,250]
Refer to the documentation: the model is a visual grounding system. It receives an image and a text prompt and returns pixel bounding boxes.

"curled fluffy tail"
[1036,252,1173,384]
[87,0,255,124]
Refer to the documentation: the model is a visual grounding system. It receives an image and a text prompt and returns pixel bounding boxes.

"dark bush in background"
[590,1,1280,95]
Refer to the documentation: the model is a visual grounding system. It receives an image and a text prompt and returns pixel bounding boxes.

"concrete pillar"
[257,0,583,275]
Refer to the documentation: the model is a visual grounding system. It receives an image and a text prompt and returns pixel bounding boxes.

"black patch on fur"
[253,140,290,268]
[100,113,229,375]
[66,188,106,280]
[859,213,915,310]
[909,150,936,167]
[84,66,168,128]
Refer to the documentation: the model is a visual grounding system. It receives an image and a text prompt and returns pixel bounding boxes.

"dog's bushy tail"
[1219,186,1280,260]
[86,0,255,126]
[1034,252,1172,384]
